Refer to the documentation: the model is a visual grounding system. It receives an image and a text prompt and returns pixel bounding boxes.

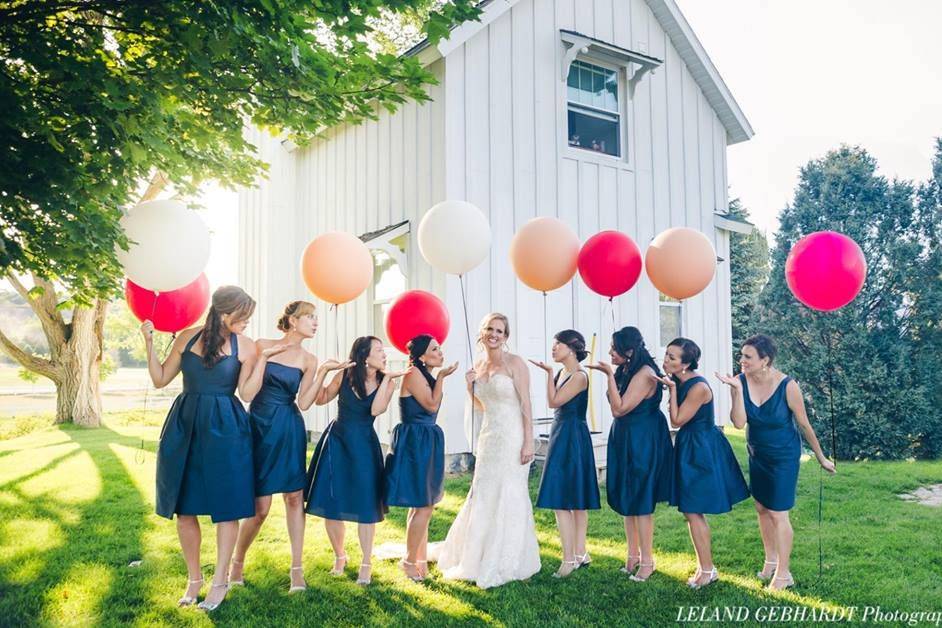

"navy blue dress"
[741,374,801,511]
[670,375,750,514]
[304,379,388,523]
[606,375,674,516]
[384,395,445,507]
[536,370,601,511]
[155,331,255,523]
[249,362,307,496]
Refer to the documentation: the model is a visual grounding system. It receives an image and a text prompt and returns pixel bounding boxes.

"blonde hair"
[477,312,510,350]
[277,300,316,332]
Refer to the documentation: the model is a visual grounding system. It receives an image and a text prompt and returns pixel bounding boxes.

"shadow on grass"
[0,426,156,625]
[0,426,940,625]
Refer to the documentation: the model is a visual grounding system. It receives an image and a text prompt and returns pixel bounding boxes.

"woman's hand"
[261,344,290,359]
[437,361,459,380]
[652,373,675,391]
[715,372,742,390]
[319,359,354,373]
[520,440,535,465]
[465,368,478,388]
[819,457,836,474]
[140,321,155,345]
[527,359,553,375]
[586,361,614,376]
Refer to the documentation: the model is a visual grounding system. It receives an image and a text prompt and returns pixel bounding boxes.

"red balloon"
[577,230,643,298]
[384,290,450,354]
[125,273,211,333]
[785,231,866,311]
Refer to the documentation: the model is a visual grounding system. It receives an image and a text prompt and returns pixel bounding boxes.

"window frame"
[564,55,633,168]
[657,293,684,353]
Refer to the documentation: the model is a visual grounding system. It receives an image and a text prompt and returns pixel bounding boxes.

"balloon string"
[459,274,476,455]
[543,292,548,363]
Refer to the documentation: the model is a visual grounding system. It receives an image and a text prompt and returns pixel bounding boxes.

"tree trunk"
[0,274,108,428]
[54,301,107,427]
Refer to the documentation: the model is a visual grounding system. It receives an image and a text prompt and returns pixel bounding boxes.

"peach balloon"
[509,217,580,292]
[300,232,374,304]
[644,227,716,300]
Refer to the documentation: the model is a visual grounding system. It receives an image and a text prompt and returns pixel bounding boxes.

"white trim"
[414,0,753,146]
[436,0,523,59]
[647,0,754,144]
[713,212,755,235]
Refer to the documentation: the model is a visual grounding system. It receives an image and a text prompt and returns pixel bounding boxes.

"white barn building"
[237,0,754,462]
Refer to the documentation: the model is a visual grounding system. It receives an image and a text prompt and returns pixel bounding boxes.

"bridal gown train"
[435,373,541,588]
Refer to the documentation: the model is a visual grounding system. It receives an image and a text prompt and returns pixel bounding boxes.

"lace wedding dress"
[435,373,541,588]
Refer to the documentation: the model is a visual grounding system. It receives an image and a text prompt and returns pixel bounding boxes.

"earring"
[681,367,687,375]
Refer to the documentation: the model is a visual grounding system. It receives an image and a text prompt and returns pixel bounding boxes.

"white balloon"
[418,200,491,275]
[117,199,211,292]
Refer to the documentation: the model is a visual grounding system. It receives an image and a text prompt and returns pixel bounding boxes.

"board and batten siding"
[238,0,739,454]
[440,0,735,453]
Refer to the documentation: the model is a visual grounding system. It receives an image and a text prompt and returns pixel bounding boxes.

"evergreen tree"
[727,198,770,364]
[755,145,940,460]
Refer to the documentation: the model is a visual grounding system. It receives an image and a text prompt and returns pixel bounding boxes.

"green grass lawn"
[1,423,940,627]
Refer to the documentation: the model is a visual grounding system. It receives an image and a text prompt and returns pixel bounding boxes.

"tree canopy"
[0,0,479,300]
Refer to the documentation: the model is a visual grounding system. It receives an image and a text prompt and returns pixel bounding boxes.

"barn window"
[567,60,621,158]
[361,222,409,349]
[658,293,683,350]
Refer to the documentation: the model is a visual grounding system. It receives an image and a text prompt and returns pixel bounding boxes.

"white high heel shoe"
[177,577,202,606]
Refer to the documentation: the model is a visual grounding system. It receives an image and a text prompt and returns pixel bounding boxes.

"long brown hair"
[199,286,256,367]
[342,336,385,399]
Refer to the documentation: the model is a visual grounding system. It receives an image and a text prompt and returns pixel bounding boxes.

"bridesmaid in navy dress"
[716,334,835,590]
[305,336,407,586]
[656,337,749,589]
[588,326,673,582]
[229,301,352,592]
[146,285,257,611]
[384,334,458,581]
[531,329,600,579]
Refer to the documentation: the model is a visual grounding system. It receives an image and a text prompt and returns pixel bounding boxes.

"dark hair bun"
[555,329,588,362]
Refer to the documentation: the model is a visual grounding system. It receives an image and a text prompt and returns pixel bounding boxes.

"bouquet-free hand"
[586,361,614,377]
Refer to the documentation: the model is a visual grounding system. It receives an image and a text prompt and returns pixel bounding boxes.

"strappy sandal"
[197,582,229,612]
[552,560,578,579]
[629,561,656,582]
[228,558,245,586]
[177,577,203,607]
[619,554,641,574]
[757,559,778,581]
[400,559,424,582]
[289,565,307,593]
[688,566,719,589]
[575,552,592,569]
[329,554,348,577]
[768,572,795,591]
[356,563,372,586]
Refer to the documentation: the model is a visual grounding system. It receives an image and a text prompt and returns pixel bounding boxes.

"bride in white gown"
[435,312,541,588]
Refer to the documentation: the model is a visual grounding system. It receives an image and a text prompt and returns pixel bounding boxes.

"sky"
[674,0,942,236]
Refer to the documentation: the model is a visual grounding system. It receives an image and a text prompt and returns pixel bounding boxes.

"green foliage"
[16,367,39,384]
[727,198,770,364]
[755,145,942,460]
[104,299,149,366]
[0,0,480,302]
[98,354,116,382]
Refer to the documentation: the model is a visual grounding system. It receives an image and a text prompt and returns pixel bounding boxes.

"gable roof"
[411,0,753,145]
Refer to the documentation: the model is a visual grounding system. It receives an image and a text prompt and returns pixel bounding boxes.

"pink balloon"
[785,231,866,311]
[578,231,643,298]
[125,274,210,333]
[384,290,450,355]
